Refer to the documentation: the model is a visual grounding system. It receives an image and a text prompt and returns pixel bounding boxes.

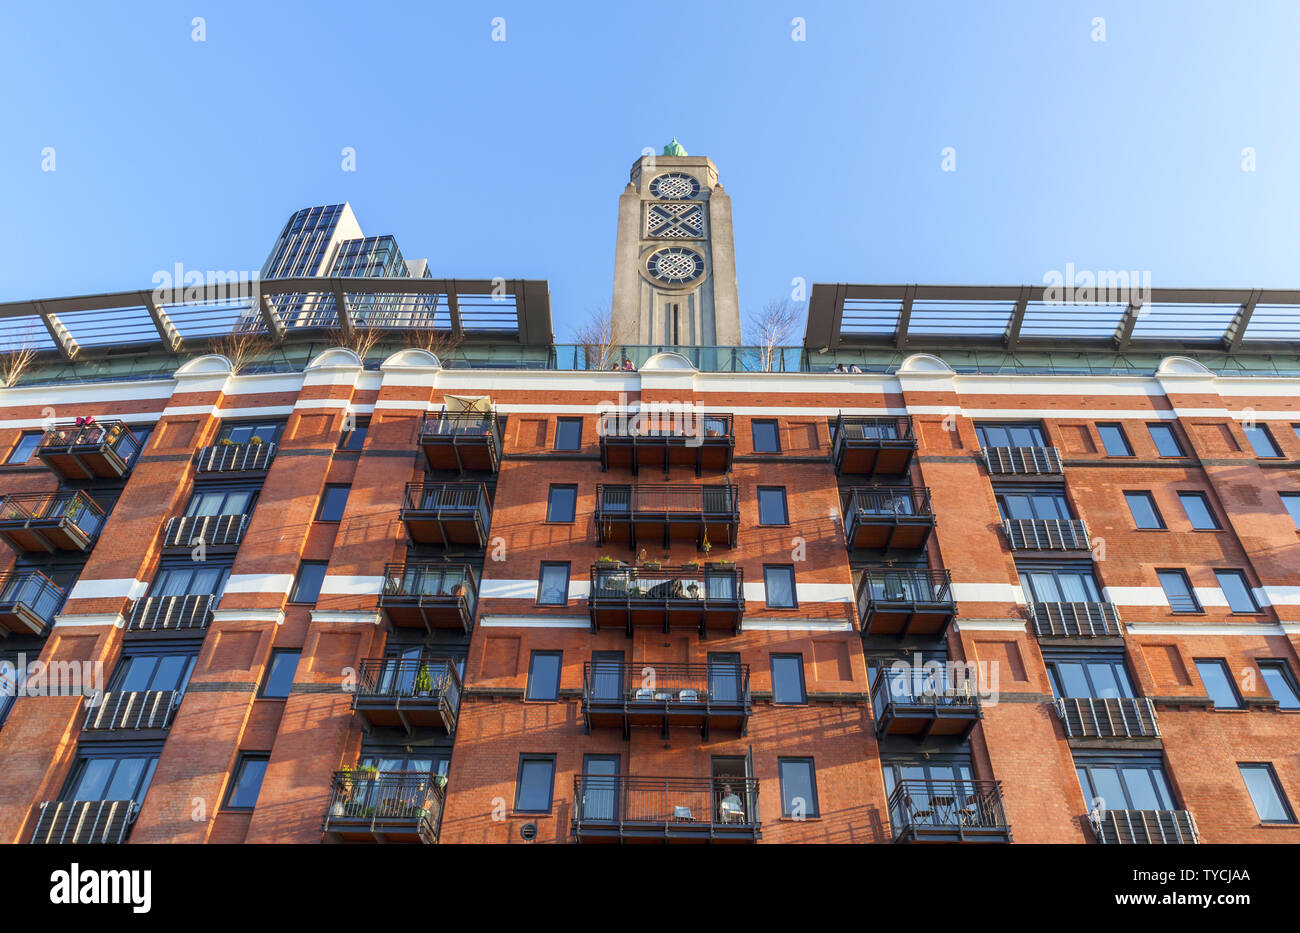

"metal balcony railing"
[598,410,733,440]
[1030,601,1122,637]
[581,661,750,725]
[831,415,917,476]
[162,513,249,550]
[982,446,1063,475]
[30,799,139,844]
[588,564,744,636]
[887,780,1010,842]
[379,562,477,634]
[1055,696,1160,739]
[419,412,501,473]
[1003,518,1090,550]
[572,775,761,839]
[399,482,492,546]
[0,491,105,551]
[83,689,181,731]
[323,770,444,843]
[871,666,982,739]
[194,441,277,475]
[842,486,934,551]
[126,594,217,634]
[855,569,955,637]
[597,484,739,517]
[0,570,66,637]
[36,419,142,479]
[842,485,932,517]
[353,657,462,734]
[1089,808,1199,844]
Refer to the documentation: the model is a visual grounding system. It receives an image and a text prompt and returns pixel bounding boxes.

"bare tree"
[744,299,804,372]
[208,326,271,375]
[0,333,39,388]
[328,322,385,363]
[570,305,627,371]
[404,328,464,368]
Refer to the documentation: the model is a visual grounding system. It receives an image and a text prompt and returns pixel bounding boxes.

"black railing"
[589,565,742,604]
[37,419,142,476]
[598,410,733,440]
[401,482,491,524]
[380,562,478,616]
[888,780,1009,841]
[842,485,933,518]
[1003,518,1090,550]
[834,415,914,443]
[572,775,760,835]
[30,799,138,844]
[1030,601,1122,637]
[126,594,217,633]
[582,662,750,709]
[872,666,981,713]
[982,446,1063,474]
[831,415,917,475]
[323,770,444,842]
[83,690,181,731]
[1055,697,1159,739]
[421,411,499,440]
[1089,809,1199,844]
[856,569,954,616]
[0,570,66,636]
[354,657,462,731]
[162,514,249,550]
[0,491,105,545]
[194,441,277,475]
[595,484,739,517]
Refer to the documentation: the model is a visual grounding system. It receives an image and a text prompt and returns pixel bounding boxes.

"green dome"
[662,138,688,156]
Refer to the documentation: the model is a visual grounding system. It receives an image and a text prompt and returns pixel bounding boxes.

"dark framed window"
[260,649,300,699]
[514,755,556,813]
[316,485,350,522]
[554,417,582,451]
[1156,569,1200,613]
[975,422,1046,448]
[1281,494,1300,529]
[1147,423,1184,457]
[339,417,369,451]
[1124,491,1164,530]
[225,754,270,810]
[1242,424,1282,458]
[770,654,806,704]
[546,484,577,523]
[1195,658,1242,709]
[1097,423,1133,457]
[7,432,41,464]
[1074,753,1176,811]
[537,562,570,606]
[290,561,329,604]
[763,565,797,608]
[110,648,197,695]
[778,758,819,817]
[185,486,257,517]
[148,562,230,598]
[1215,570,1259,613]
[752,419,780,453]
[1044,651,1136,699]
[1238,763,1295,823]
[994,486,1072,521]
[757,487,788,525]
[526,651,562,701]
[62,749,161,804]
[1016,561,1102,604]
[1177,492,1219,530]
[1258,660,1300,710]
[216,420,285,446]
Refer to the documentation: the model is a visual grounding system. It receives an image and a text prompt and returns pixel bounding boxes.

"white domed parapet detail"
[175,354,234,376]
[306,347,364,371]
[380,348,442,372]
[639,351,698,372]
[897,353,955,374]
[1156,356,1215,377]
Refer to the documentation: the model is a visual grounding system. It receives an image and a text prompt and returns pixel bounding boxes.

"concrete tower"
[611,141,742,347]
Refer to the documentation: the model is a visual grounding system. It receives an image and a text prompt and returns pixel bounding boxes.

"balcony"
[161,514,249,552]
[1055,697,1159,740]
[352,657,461,735]
[587,564,744,637]
[581,661,750,739]
[378,563,476,635]
[871,668,982,740]
[125,594,216,635]
[572,776,760,843]
[831,415,916,477]
[982,446,1063,476]
[0,491,104,553]
[595,484,739,551]
[1030,601,1122,638]
[841,486,934,551]
[1089,809,1199,844]
[1003,518,1090,551]
[30,799,138,844]
[0,571,65,638]
[194,441,276,478]
[82,690,181,732]
[399,482,491,547]
[599,410,734,475]
[419,412,501,473]
[322,770,443,843]
[36,419,142,481]
[855,570,955,639]
[888,780,1011,843]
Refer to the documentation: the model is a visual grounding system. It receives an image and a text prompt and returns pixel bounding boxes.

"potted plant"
[249,435,264,446]
[217,437,236,446]
[432,773,448,791]
[701,532,712,555]
[414,663,432,696]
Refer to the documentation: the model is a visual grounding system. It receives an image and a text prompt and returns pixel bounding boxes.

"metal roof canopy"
[0,277,554,360]
[805,284,1299,354]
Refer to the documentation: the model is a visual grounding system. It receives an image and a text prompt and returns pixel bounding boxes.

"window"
[148,563,229,598]
[217,421,284,446]
[1281,494,1300,529]
[63,751,160,804]
[7,432,41,464]
[514,755,556,813]
[290,561,329,604]
[778,758,819,817]
[764,566,796,608]
[1177,492,1219,530]
[1044,652,1136,699]
[185,486,256,517]
[770,654,806,704]
[1156,569,1200,613]
[1124,492,1165,530]
[1147,423,1184,457]
[1215,570,1259,613]
[994,486,1072,521]
[316,485,350,522]
[975,422,1045,448]
[1016,562,1102,604]
[554,417,582,450]
[110,649,197,695]
[1238,764,1295,823]
[260,650,300,699]
[1242,424,1281,458]
[546,484,577,523]
[526,651,562,701]
[752,419,780,453]
[1258,661,1300,710]
[1195,659,1242,709]
[757,487,788,525]
[537,563,570,606]
[1074,755,1176,811]
[1097,423,1133,457]
[225,754,270,810]
[339,417,369,451]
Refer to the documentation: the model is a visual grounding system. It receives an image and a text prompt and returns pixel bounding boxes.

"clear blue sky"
[2,1,1297,339]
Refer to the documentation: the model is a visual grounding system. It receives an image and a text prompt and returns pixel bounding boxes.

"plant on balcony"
[685,558,701,569]
[414,664,432,696]
[701,532,712,555]
[249,436,264,446]
[432,773,448,791]
[217,437,236,446]
[595,555,620,564]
